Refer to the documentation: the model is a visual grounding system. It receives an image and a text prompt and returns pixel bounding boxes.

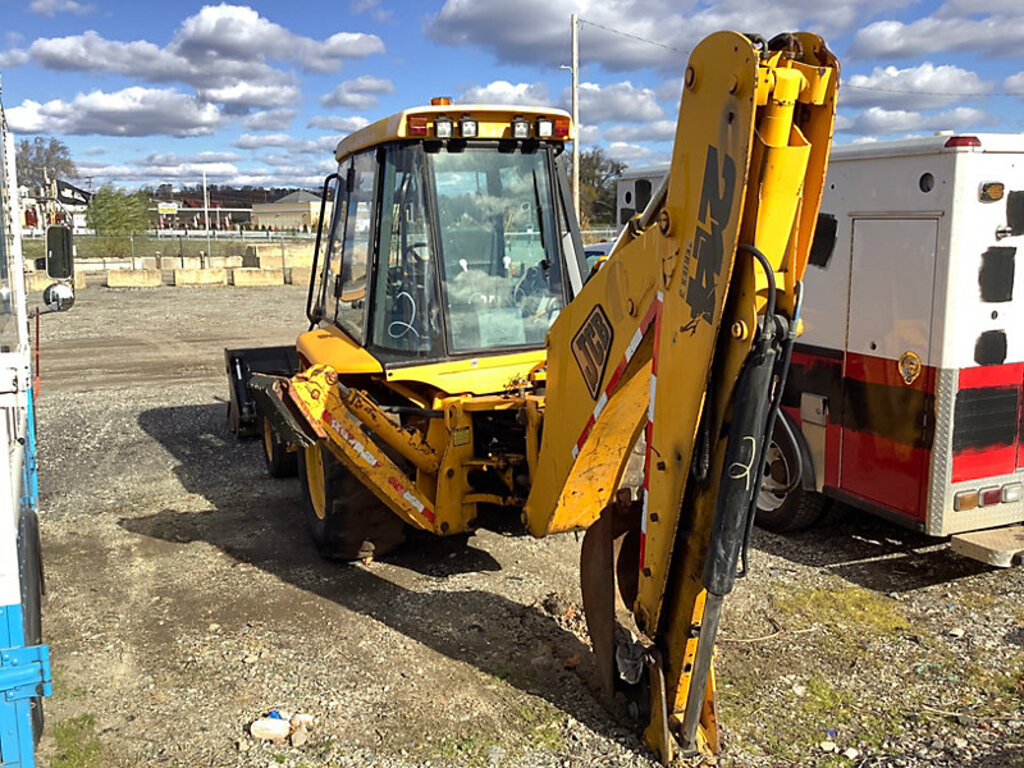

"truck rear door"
[840,217,938,519]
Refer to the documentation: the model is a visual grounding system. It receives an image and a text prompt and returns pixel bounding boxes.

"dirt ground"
[32,286,1024,768]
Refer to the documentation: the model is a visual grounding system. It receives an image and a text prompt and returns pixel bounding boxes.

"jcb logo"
[684,145,736,331]
[573,305,614,400]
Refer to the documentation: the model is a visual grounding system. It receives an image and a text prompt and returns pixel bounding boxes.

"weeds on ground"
[52,714,103,768]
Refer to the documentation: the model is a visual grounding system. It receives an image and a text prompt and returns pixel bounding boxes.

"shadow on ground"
[750,504,993,593]
[127,403,632,749]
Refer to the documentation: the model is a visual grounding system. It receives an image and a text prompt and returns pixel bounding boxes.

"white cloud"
[306,115,371,133]
[840,105,994,136]
[28,0,92,17]
[6,87,223,137]
[135,151,241,167]
[577,124,601,143]
[173,5,384,72]
[460,80,551,105]
[197,82,301,109]
[243,108,299,131]
[604,120,676,142]
[320,75,394,109]
[351,0,394,23]
[26,6,385,108]
[574,82,663,124]
[1006,72,1024,99]
[604,141,653,162]
[426,0,914,73]
[82,146,106,156]
[0,48,28,67]
[232,133,297,150]
[842,64,992,110]
[850,9,1024,59]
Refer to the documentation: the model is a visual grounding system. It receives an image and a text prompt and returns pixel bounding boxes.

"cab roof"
[334,104,574,162]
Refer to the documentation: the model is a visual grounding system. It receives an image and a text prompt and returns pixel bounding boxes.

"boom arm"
[524,31,838,762]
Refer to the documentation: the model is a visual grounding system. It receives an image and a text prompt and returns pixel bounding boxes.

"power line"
[574,19,1024,99]
[577,17,689,55]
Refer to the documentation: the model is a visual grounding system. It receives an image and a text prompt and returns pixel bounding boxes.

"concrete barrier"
[231,267,284,286]
[107,269,163,288]
[174,268,228,286]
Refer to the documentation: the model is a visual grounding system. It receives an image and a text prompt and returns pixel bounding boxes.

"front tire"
[297,442,405,560]
[755,420,828,533]
[261,414,297,478]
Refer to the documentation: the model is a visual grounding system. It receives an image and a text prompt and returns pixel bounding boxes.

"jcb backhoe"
[226,30,838,762]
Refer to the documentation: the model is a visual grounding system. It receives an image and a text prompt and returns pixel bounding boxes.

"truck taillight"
[553,118,570,138]
[980,487,1002,506]
[1003,483,1023,503]
[954,490,978,511]
[944,135,981,148]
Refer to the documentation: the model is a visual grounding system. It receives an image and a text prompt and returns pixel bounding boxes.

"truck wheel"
[755,421,828,533]
[18,510,44,745]
[261,414,297,478]
[297,442,405,560]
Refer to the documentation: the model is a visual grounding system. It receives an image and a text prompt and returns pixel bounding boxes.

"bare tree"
[15,137,77,191]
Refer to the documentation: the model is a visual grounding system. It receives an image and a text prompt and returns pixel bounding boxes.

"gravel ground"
[32,286,1024,768]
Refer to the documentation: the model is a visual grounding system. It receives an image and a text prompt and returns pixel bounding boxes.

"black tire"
[755,420,829,533]
[261,414,297,478]
[18,510,44,745]
[297,442,405,560]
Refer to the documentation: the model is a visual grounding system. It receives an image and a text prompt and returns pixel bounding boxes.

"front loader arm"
[525,31,838,763]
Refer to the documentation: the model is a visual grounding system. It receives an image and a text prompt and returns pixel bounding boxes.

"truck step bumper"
[951,524,1024,567]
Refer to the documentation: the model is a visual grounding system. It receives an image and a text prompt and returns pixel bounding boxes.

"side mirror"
[45,225,74,280]
[42,282,75,313]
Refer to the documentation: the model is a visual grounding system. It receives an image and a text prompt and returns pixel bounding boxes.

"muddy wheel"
[297,442,405,560]
[755,422,828,533]
[261,414,297,478]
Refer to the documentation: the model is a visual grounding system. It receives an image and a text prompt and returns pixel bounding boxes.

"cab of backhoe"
[304,103,587,392]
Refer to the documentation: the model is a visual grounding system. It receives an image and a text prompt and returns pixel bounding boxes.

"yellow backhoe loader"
[226,30,838,762]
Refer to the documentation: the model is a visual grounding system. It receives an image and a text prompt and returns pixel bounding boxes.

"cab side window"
[323,149,377,341]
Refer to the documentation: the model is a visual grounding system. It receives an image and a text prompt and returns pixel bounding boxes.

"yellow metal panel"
[296,327,383,373]
[632,32,761,637]
[288,368,437,532]
[384,350,546,396]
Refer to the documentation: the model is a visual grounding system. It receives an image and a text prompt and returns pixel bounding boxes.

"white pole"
[571,12,580,224]
[202,169,211,264]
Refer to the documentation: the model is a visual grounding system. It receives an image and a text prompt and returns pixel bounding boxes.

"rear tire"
[297,442,405,560]
[18,510,44,745]
[755,420,829,533]
[261,414,297,478]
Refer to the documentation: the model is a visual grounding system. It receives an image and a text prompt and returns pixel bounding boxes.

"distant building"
[251,190,330,230]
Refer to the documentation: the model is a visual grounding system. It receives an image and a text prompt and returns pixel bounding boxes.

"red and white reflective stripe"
[387,476,436,523]
[639,291,665,573]
[572,297,663,460]
[324,410,380,468]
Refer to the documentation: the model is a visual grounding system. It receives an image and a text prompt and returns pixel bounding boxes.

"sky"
[0,0,1021,191]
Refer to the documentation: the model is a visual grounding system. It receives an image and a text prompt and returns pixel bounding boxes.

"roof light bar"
[536,118,553,138]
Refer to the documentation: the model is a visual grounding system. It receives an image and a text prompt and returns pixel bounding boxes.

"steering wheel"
[404,242,428,263]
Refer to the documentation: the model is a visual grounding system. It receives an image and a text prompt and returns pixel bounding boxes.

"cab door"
[840,218,938,519]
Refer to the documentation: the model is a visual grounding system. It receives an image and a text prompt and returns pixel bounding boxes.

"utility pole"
[570,12,580,224]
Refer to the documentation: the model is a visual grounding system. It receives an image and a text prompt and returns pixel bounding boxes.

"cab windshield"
[431,146,565,353]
